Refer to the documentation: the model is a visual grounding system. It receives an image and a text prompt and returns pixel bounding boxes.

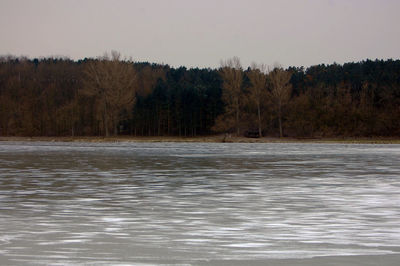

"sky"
[0,0,399,69]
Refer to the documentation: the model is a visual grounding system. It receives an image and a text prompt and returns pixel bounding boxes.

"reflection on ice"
[0,142,400,264]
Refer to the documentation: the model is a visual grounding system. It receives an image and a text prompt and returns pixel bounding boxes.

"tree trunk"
[104,101,109,137]
[257,102,262,137]
[278,102,283,138]
[236,100,240,136]
[104,119,109,137]
[114,123,118,136]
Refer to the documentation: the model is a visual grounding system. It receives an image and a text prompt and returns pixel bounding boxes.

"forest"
[0,52,399,138]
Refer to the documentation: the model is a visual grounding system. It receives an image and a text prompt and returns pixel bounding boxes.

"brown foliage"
[82,51,137,136]
[214,57,243,135]
[269,67,292,137]
[247,63,269,137]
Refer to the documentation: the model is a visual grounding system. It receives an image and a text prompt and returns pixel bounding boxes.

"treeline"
[0,53,399,137]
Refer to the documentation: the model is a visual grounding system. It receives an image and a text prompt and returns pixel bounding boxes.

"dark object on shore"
[222,133,232,142]
[244,130,260,138]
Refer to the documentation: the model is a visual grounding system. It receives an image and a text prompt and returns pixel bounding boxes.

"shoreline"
[1,136,400,144]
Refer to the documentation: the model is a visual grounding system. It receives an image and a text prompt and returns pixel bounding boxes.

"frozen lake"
[0,141,400,265]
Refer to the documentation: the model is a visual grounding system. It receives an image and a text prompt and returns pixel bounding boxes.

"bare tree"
[248,63,269,137]
[218,57,243,136]
[269,66,292,137]
[83,51,137,136]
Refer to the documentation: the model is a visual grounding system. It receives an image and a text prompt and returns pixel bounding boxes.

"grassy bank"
[1,136,400,144]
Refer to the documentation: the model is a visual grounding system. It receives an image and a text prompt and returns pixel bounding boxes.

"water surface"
[0,142,399,265]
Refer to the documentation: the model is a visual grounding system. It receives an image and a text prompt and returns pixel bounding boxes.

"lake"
[0,141,400,265]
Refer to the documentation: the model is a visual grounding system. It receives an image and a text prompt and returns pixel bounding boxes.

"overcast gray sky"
[1,0,399,68]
